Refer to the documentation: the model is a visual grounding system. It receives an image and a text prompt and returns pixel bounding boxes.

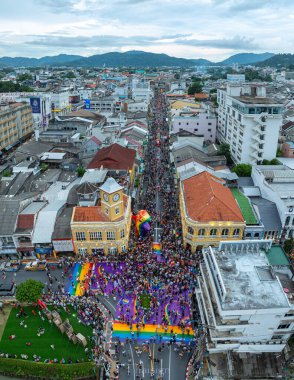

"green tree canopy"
[17,73,33,82]
[284,239,294,255]
[232,163,252,177]
[0,81,33,93]
[217,143,233,165]
[188,81,203,95]
[16,279,44,303]
[76,166,86,177]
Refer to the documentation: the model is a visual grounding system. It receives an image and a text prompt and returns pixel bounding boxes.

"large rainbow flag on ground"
[65,262,93,296]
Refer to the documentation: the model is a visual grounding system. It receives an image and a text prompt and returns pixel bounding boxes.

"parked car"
[25,260,47,271]
[0,283,16,297]
[0,260,21,272]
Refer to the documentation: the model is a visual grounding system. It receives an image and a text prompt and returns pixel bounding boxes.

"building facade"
[196,240,293,354]
[71,178,132,255]
[0,102,34,152]
[179,172,245,252]
[217,84,283,164]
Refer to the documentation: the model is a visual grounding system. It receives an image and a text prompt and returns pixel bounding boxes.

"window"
[194,128,198,132]
[107,231,115,240]
[178,122,181,125]
[221,228,229,236]
[210,228,217,237]
[120,229,125,238]
[198,229,205,236]
[277,324,290,329]
[78,248,87,256]
[208,123,212,126]
[105,207,109,215]
[233,228,240,237]
[89,231,102,241]
[208,128,211,131]
[272,335,283,340]
[121,245,126,252]
[76,232,86,241]
[285,216,290,226]
[187,226,194,235]
[115,207,120,215]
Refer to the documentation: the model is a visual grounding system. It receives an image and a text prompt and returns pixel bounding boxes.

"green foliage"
[0,81,33,93]
[209,88,217,94]
[244,68,272,82]
[188,81,203,95]
[276,147,283,157]
[40,163,49,173]
[65,71,76,79]
[283,239,294,255]
[16,279,44,303]
[0,358,96,380]
[217,143,233,165]
[174,73,180,80]
[2,169,12,177]
[76,166,86,177]
[262,158,280,165]
[17,73,33,82]
[232,163,252,177]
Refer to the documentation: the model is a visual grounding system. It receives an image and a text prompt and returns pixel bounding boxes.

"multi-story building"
[0,102,34,152]
[71,177,132,255]
[179,171,245,252]
[251,165,294,239]
[196,240,293,353]
[172,111,217,142]
[132,79,152,102]
[217,84,283,164]
[51,90,71,117]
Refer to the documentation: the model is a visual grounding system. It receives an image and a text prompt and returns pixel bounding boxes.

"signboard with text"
[30,97,41,114]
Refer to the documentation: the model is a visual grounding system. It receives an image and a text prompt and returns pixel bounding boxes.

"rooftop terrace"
[231,188,258,225]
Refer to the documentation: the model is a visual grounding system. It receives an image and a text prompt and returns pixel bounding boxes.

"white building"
[172,111,217,142]
[132,79,152,102]
[251,165,294,239]
[217,84,283,164]
[51,90,71,117]
[196,240,293,354]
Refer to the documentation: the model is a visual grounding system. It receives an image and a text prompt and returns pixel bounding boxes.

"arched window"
[187,226,194,235]
[254,232,260,238]
[233,228,240,237]
[285,216,290,226]
[198,229,205,236]
[221,228,229,236]
[245,232,251,238]
[210,228,217,236]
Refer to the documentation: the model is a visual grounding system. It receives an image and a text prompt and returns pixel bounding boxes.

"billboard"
[30,97,41,114]
[84,99,91,109]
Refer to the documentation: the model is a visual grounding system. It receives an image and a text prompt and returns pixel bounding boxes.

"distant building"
[217,84,283,164]
[282,141,294,158]
[179,171,245,252]
[0,102,34,154]
[227,74,245,83]
[197,240,293,353]
[71,177,132,255]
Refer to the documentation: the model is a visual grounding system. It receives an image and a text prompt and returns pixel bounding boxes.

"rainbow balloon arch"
[65,262,195,343]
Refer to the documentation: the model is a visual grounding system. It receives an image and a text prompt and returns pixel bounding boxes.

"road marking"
[129,343,136,380]
[169,345,171,380]
[100,297,116,312]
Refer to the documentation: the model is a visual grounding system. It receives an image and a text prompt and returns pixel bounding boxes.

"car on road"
[0,260,21,272]
[0,282,16,297]
[25,260,47,271]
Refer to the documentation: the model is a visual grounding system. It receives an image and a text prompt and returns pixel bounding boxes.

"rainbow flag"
[153,242,161,255]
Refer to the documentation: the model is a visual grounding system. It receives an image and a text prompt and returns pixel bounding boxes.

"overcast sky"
[0,0,293,61]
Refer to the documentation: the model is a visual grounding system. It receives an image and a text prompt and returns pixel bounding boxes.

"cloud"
[174,36,260,50]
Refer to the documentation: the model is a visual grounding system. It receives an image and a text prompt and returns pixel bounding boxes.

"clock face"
[113,193,120,202]
[103,193,109,202]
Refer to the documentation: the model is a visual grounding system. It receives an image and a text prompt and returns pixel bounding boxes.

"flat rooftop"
[212,248,290,310]
[233,96,283,105]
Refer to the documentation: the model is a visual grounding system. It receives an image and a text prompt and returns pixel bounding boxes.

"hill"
[220,52,274,65]
[257,54,294,67]
[0,54,83,68]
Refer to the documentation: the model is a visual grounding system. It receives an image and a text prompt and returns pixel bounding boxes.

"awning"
[0,249,18,255]
[16,246,34,252]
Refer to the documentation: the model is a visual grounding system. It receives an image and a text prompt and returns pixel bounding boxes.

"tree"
[270,158,280,165]
[76,166,86,177]
[284,239,294,255]
[188,81,203,95]
[232,163,252,177]
[174,73,180,80]
[2,169,12,177]
[17,73,32,82]
[217,143,233,165]
[65,71,76,79]
[276,147,283,157]
[16,279,44,303]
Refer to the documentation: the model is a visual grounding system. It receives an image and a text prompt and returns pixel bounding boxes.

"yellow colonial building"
[71,177,132,255]
[179,171,245,252]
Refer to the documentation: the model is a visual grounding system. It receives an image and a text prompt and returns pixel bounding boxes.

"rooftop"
[266,245,290,266]
[231,188,258,225]
[87,143,136,171]
[250,197,282,232]
[99,177,123,194]
[233,96,283,105]
[52,207,74,240]
[209,243,290,310]
[80,169,107,184]
[182,172,244,222]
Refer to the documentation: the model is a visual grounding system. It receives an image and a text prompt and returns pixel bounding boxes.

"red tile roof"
[17,214,34,230]
[87,143,136,170]
[282,121,294,131]
[182,172,244,222]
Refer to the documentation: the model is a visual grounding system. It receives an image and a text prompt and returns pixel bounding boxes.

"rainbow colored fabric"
[134,210,151,237]
[153,242,161,254]
[66,263,93,296]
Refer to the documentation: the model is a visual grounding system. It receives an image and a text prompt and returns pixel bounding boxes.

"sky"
[0,0,293,61]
